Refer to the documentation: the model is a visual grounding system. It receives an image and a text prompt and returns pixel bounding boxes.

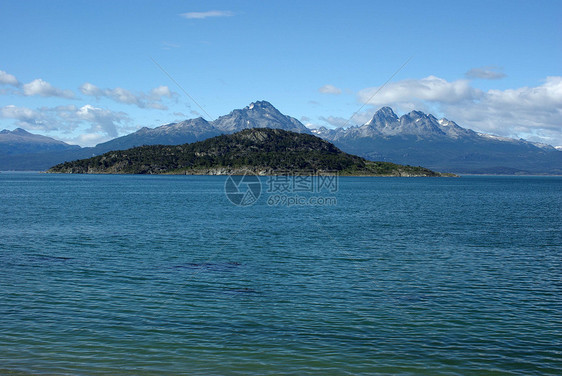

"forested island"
[47,128,455,177]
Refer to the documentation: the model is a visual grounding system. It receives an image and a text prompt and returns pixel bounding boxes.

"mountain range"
[312,107,561,174]
[1,100,560,174]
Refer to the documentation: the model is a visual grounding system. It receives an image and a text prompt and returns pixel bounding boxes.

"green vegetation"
[47,128,454,177]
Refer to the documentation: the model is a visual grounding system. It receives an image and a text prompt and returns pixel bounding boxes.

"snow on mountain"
[212,100,309,133]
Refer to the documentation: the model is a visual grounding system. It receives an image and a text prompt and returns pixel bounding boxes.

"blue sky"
[1,0,561,146]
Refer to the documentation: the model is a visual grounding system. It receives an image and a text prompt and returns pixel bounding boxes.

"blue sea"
[1,173,561,375]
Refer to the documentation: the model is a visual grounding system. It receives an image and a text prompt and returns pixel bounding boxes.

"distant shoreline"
[6,170,562,177]
[44,168,458,178]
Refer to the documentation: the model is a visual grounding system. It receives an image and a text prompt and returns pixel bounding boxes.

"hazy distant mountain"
[312,107,561,175]
[0,128,79,156]
[0,128,82,170]
[95,117,222,153]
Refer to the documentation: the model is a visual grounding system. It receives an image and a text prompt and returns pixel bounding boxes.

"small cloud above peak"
[318,84,342,95]
[180,10,234,20]
[465,66,506,80]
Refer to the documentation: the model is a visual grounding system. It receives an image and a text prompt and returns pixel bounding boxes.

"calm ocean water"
[0,173,560,375]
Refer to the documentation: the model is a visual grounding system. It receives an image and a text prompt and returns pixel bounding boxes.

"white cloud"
[465,66,506,80]
[150,85,172,99]
[79,83,174,110]
[441,76,562,145]
[180,10,234,19]
[110,87,139,105]
[22,78,75,98]
[318,84,342,95]
[1,104,130,140]
[1,72,76,98]
[357,75,562,146]
[76,105,128,137]
[0,105,54,130]
[1,105,35,119]
[358,75,480,107]
[79,82,103,97]
[0,70,19,86]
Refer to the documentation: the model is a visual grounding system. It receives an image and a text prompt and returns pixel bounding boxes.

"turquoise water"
[0,173,561,375]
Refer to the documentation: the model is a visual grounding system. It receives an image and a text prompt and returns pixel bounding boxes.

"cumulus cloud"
[1,104,130,140]
[465,66,506,80]
[180,10,234,19]
[22,78,75,98]
[358,75,480,108]
[150,85,172,99]
[357,75,562,146]
[1,71,78,98]
[441,76,562,144]
[79,82,103,97]
[0,70,19,86]
[1,105,35,119]
[0,105,51,129]
[79,83,174,110]
[76,104,127,137]
[318,84,342,95]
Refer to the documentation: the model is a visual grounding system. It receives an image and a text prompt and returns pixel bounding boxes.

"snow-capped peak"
[477,133,514,142]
